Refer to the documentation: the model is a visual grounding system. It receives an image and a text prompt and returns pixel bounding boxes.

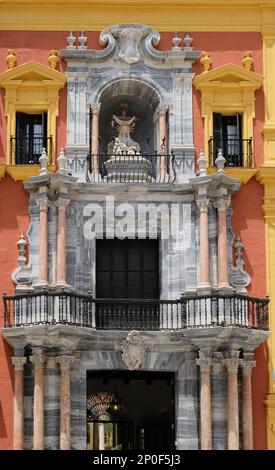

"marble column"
[37,198,49,284]
[56,356,74,450]
[158,105,168,174]
[214,199,230,290]
[91,103,101,173]
[56,198,70,285]
[242,361,256,450]
[30,355,46,450]
[223,358,241,450]
[12,357,27,450]
[196,199,211,290]
[196,358,212,450]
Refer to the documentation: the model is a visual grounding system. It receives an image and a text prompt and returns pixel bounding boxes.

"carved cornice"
[12,357,27,371]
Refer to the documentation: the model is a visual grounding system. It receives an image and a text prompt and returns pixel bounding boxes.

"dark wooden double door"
[96,239,159,330]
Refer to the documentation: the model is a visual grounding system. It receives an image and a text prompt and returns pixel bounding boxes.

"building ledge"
[6,165,56,181]
[207,167,257,184]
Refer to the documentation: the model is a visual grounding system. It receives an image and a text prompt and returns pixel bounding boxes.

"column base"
[52,282,74,292]
[216,284,234,294]
[33,281,49,291]
[197,284,212,295]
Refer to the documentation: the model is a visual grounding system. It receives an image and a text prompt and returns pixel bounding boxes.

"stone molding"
[12,357,27,371]
[242,360,256,375]
[56,355,75,370]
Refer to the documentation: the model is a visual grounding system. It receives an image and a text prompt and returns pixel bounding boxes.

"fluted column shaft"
[223,359,241,450]
[91,104,100,173]
[12,357,27,450]
[37,198,49,284]
[197,199,210,288]
[56,198,70,285]
[56,356,74,450]
[30,356,46,450]
[242,361,256,450]
[196,358,212,450]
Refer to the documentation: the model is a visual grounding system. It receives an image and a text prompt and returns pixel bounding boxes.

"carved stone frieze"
[120,330,145,370]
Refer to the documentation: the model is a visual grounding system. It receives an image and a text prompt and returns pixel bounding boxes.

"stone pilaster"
[56,356,74,450]
[242,361,256,450]
[30,355,46,450]
[12,357,27,450]
[223,358,242,450]
[196,357,213,450]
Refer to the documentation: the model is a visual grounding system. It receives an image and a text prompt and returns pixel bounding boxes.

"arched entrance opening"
[87,370,175,451]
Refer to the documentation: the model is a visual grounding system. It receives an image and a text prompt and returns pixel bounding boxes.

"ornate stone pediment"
[120,330,145,370]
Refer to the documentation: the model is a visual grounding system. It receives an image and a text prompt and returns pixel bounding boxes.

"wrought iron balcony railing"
[208,137,253,168]
[86,152,176,183]
[10,136,53,165]
[3,292,269,331]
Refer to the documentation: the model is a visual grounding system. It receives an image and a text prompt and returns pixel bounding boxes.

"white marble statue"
[107,102,140,155]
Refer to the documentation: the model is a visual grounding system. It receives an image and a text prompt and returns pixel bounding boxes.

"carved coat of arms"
[118,28,143,64]
[120,330,145,370]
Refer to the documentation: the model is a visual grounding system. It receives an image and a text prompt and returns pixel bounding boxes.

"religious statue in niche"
[105,102,151,182]
[107,102,140,156]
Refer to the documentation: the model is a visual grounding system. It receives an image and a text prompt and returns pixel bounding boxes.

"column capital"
[223,358,242,374]
[12,357,27,371]
[242,361,256,376]
[30,355,47,369]
[156,104,168,116]
[213,198,231,212]
[196,358,212,372]
[36,197,50,211]
[54,197,70,209]
[196,198,210,213]
[90,103,101,114]
[56,355,75,370]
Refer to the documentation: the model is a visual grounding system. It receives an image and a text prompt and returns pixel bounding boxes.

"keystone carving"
[120,330,145,370]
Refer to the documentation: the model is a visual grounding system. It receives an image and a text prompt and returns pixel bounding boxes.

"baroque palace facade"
[0,0,274,451]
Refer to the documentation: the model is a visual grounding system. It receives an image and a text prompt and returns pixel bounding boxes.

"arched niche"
[97,79,162,155]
